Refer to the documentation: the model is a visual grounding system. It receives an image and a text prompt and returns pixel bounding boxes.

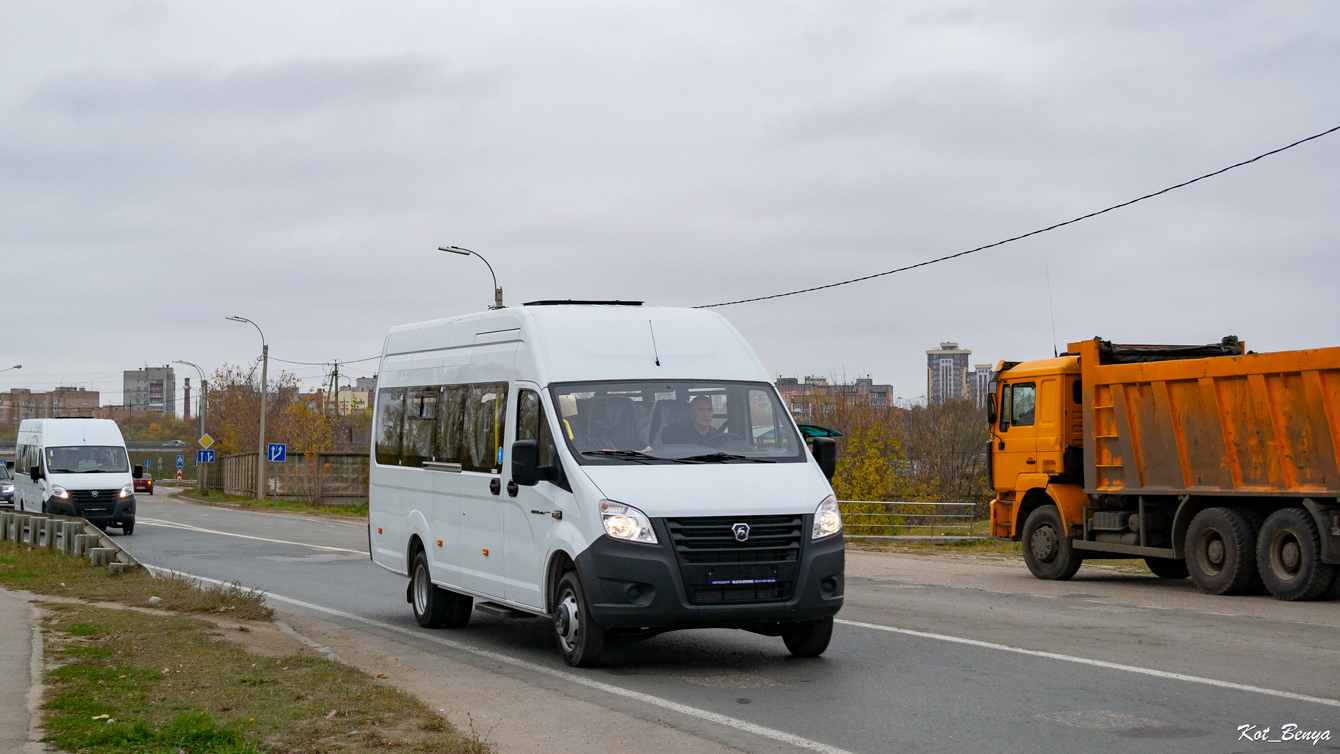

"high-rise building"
[123,366,176,415]
[926,343,972,404]
[969,364,996,408]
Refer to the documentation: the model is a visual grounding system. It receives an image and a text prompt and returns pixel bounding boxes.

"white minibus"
[14,418,138,533]
[369,302,843,666]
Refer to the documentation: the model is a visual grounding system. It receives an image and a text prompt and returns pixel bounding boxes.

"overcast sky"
[3,2,1337,412]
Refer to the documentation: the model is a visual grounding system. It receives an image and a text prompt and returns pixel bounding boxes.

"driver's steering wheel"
[707,432,746,448]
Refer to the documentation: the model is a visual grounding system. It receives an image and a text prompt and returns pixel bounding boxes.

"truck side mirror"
[511,440,539,486]
[133,465,143,479]
[987,394,997,425]
[811,436,837,481]
[30,466,41,482]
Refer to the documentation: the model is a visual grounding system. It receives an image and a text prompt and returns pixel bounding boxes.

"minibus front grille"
[665,515,803,564]
[665,515,804,605]
[690,582,793,604]
[68,489,120,515]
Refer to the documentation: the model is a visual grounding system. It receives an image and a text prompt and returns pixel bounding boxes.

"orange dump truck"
[988,337,1340,601]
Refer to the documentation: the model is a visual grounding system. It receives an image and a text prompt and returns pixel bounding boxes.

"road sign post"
[267,444,286,502]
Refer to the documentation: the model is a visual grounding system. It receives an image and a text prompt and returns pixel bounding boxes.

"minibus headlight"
[118,483,134,499]
[600,500,658,545]
[812,496,842,539]
[50,485,70,500]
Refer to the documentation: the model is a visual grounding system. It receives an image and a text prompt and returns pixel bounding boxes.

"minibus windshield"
[44,446,130,474]
[550,380,805,465]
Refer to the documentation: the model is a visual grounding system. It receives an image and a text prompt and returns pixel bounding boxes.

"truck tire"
[554,571,605,667]
[1185,507,1257,595]
[1144,557,1188,579]
[1257,508,1336,601]
[1021,505,1082,580]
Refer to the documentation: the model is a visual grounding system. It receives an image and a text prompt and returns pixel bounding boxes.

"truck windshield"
[551,380,805,465]
[44,446,129,474]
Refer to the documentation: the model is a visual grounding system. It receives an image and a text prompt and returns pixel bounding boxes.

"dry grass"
[0,540,272,620]
[41,603,490,753]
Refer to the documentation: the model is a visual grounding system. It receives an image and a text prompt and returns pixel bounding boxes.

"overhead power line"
[698,123,1340,308]
[267,355,380,367]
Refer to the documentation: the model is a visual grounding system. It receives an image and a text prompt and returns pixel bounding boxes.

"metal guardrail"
[838,500,980,538]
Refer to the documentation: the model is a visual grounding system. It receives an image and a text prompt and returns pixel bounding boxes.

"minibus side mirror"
[30,466,41,482]
[133,465,143,480]
[511,440,539,486]
[986,394,997,425]
[811,437,837,481]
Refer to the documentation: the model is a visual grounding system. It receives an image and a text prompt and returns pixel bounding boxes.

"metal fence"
[838,500,979,537]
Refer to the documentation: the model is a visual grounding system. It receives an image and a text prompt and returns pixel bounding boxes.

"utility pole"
[228,317,268,499]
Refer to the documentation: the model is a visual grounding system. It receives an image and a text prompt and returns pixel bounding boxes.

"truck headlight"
[812,496,842,539]
[118,483,134,499]
[50,485,70,500]
[600,500,658,544]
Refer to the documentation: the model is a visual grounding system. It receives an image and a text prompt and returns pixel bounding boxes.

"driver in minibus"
[661,395,722,445]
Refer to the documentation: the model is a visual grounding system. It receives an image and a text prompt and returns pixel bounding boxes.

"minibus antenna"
[440,246,503,309]
[648,320,661,366]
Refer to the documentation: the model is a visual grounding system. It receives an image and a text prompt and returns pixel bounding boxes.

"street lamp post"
[439,246,503,309]
[227,317,268,500]
[0,365,20,375]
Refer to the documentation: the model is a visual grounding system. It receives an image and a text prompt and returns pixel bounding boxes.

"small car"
[165,439,186,447]
[0,463,14,507]
[133,473,154,495]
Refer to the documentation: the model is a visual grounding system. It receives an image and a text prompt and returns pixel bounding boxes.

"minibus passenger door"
[506,388,567,610]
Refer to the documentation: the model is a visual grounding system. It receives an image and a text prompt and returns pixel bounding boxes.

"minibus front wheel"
[781,616,833,658]
[554,571,605,667]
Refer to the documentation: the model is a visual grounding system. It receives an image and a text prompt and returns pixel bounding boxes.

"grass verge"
[178,489,369,519]
[41,602,489,753]
[0,540,271,619]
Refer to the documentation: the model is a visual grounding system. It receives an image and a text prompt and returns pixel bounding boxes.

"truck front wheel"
[1021,505,1082,580]
[1257,508,1336,601]
[1185,507,1257,595]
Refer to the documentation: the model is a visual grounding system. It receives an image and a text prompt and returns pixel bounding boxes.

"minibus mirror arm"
[133,465,143,479]
[512,440,540,486]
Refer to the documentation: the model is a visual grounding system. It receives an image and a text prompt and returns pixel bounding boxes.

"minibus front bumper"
[44,495,136,526]
[574,518,844,630]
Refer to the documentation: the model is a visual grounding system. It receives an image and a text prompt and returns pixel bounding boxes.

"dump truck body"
[989,337,1340,600]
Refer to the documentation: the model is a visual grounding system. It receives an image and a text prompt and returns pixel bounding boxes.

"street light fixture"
[439,246,503,309]
[227,316,269,500]
[0,365,20,375]
[173,360,208,440]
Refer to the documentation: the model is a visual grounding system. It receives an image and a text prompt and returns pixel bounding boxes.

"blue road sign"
[268,443,287,463]
[143,459,151,468]
[176,455,184,470]
[196,450,216,464]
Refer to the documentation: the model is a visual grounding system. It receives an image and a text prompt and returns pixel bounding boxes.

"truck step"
[474,602,532,620]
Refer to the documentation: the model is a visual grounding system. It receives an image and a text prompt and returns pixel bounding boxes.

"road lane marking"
[836,618,1340,709]
[142,565,857,754]
[136,518,365,555]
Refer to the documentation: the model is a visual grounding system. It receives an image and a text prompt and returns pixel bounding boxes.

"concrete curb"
[0,511,138,571]
[26,601,47,753]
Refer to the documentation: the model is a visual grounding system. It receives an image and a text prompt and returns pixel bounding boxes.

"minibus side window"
[403,387,439,467]
[464,382,509,473]
[375,388,406,466]
[434,386,467,464]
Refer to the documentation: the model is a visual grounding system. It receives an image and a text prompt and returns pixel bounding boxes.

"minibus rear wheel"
[411,551,465,629]
[781,617,833,657]
[554,571,605,667]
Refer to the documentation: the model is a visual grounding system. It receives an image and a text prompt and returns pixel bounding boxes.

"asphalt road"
[118,493,1340,754]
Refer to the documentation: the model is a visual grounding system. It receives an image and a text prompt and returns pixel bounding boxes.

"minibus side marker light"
[437,540,442,547]
[483,549,489,557]
[377,528,382,534]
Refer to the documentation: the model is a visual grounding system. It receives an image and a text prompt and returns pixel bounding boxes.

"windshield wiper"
[581,450,656,464]
[677,453,775,464]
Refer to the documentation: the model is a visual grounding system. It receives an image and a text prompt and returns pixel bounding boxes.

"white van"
[14,419,138,533]
[369,302,844,666]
